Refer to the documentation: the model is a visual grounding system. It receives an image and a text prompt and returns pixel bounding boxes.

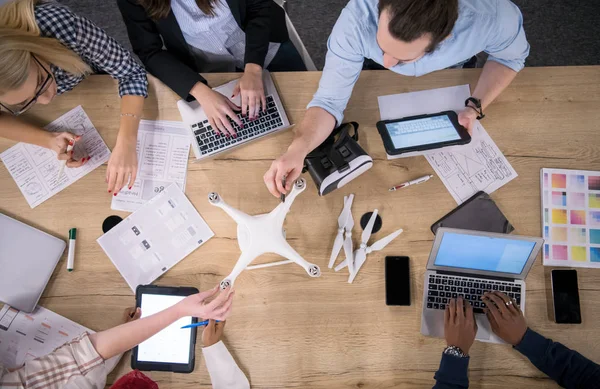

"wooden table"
[1,67,599,388]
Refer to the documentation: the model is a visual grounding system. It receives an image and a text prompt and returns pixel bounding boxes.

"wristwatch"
[443,345,468,358]
[465,97,485,120]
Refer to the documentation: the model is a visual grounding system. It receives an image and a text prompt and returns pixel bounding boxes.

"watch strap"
[465,97,485,120]
[443,345,468,358]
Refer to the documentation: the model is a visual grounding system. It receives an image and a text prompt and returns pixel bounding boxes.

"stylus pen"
[181,320,221,329]
[389,175,434,191]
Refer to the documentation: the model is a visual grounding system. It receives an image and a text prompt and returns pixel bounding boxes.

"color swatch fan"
[541,168,600,268]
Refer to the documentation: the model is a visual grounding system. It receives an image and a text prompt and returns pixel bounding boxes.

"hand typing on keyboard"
[482,291,527,345]
[191,82,243,137]
[444,296,477,355]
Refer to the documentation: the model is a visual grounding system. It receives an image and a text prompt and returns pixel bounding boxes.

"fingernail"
[108,190,111,193]
[129,186,132,190]
[113,193,117,196]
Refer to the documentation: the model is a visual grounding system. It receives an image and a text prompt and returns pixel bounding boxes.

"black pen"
[281,176,286,203]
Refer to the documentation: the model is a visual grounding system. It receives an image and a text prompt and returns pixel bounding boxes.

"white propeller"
[328,195,354,268]
[335,208,404,283]
[348,227,404,283]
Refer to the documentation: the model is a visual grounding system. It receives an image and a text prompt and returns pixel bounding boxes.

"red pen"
[389,174,434,191]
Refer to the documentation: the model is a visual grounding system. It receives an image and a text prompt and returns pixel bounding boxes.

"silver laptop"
[177,70,291,161]
[0,213,65,313]
[420,228,543,344]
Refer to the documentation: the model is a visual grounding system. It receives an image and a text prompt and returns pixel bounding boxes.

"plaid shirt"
[35,2,148,98]
[0,333,120,389]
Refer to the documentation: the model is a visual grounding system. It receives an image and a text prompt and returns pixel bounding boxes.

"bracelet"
[464,97,485,120]
[443,345,468,358]
[120,113,141,120]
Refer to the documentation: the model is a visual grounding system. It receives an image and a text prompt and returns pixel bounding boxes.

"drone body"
[208,178,321,290]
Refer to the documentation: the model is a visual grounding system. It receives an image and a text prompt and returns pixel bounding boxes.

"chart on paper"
[0,305,89,369]
[0,106,110,208]
[111,120,191,212]
[99,184,214,291]
[424,123,518,204]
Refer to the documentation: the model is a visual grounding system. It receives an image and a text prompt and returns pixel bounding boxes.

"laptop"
[0,213,65,313]
[420,228,543,344]
[177,71,291,161]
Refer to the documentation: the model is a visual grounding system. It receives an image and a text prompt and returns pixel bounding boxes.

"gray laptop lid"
[0,213,65,312]
[427,228,544,280]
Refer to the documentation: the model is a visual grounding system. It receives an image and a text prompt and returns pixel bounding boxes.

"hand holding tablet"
[376,111,471,156]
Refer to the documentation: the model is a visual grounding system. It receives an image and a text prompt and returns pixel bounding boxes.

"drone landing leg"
[246,259,294,270]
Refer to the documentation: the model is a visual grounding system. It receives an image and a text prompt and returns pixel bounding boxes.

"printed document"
[0,106,110,208]
[0,305,119,370]
[378,85,517,204]
[98,184,214,292]
[112,120,191,212]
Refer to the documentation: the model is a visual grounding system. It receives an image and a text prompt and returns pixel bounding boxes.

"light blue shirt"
[171,0,280,72]
[308,0,530,125]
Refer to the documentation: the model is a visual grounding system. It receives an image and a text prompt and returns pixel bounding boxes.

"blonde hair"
[0,0,91,94]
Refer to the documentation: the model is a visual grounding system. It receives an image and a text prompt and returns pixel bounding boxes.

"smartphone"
[385,256,410,306]
[551,269,582,324]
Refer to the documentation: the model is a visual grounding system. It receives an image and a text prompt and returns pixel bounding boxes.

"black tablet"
[131,285,198,373]
[376,111,471,155]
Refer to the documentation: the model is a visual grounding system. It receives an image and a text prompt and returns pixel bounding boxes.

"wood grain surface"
[1,67,599,388]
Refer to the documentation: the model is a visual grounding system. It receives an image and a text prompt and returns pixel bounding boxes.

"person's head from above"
[138,0,216,19]
[0,0,90,115]
[377,0,459,69]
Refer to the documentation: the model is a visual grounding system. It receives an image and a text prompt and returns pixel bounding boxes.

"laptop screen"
[434,232,536,275]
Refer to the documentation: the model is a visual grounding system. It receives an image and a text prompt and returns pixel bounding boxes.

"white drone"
[329,195,403,283]
[208,178,321,290]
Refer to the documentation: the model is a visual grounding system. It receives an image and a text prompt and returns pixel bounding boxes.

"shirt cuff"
[202,341,250,389]
[434,352,470,386]
[514,328,547,356]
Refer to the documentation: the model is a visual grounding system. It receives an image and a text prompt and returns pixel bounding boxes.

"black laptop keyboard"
[192,95,283,156]
[426,274,522,313]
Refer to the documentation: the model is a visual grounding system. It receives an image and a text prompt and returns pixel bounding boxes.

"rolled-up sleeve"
[307,7,366,126]
[484,0,530,72]
[75,15,149,97]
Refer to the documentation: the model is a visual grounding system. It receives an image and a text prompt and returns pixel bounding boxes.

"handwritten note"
[111,120,191,212]
[0,106,110,208]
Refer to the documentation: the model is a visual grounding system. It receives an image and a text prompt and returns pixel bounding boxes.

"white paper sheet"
[0,305,119,370]
[98,184,214,292]
[0,106,110,208]
[111,120,191,212]
[378,85,517,204]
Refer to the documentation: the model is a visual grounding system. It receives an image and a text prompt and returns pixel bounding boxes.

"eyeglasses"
[0,55,54,116]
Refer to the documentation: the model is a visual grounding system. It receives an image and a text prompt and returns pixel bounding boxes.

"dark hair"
[378,0,458,53]
[137,0,216,19]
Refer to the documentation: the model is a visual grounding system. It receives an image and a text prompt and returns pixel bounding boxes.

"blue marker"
[181,320,221,329]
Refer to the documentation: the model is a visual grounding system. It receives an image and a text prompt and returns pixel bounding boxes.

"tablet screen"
[137,294,193,364]
[386,115,460,149]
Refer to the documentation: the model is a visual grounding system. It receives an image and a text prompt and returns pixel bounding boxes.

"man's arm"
[458,0,530,131]
[515,328,600,389]
[263,6,365,197]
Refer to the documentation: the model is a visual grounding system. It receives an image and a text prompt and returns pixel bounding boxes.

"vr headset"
[303,122,373,196]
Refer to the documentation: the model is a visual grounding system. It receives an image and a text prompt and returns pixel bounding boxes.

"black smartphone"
[385,256,410,306]
[551,269,582,324]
